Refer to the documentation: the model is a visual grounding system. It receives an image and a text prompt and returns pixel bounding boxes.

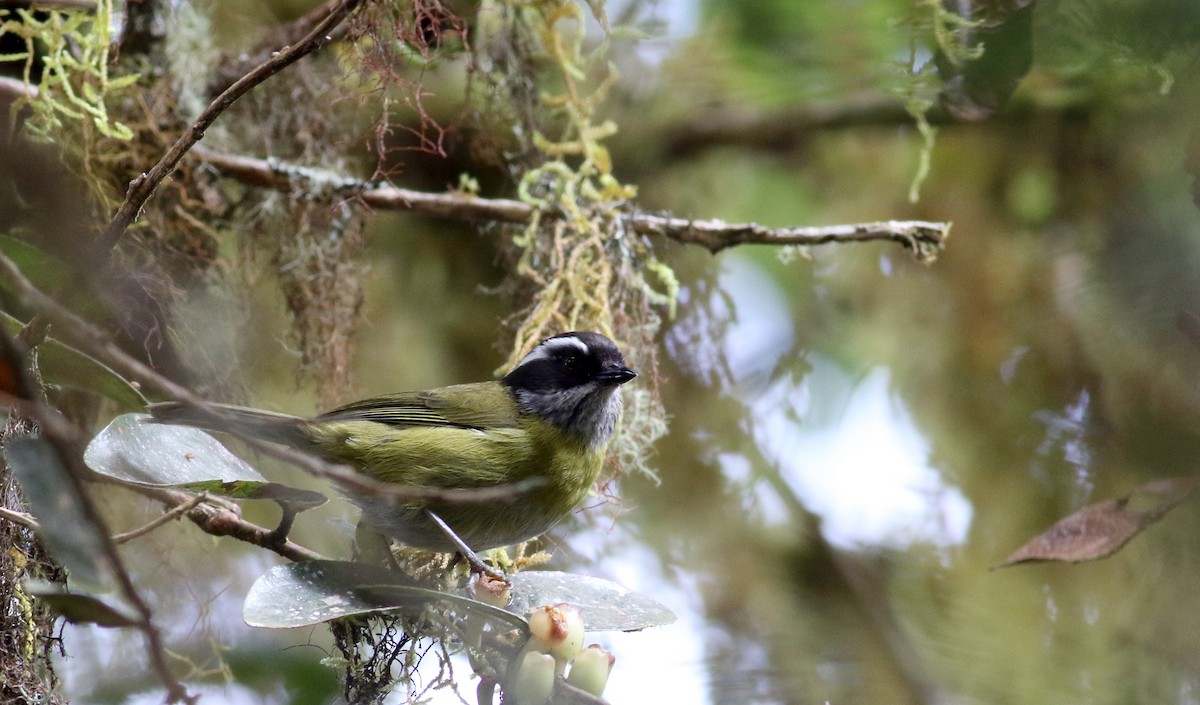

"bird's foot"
[426,509,509,585]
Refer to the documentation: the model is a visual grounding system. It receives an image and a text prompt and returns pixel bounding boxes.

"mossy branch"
[98,0,366,251]
[191,147,950,261]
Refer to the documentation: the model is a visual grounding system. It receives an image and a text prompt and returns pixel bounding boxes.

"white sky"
[712,254,974,549]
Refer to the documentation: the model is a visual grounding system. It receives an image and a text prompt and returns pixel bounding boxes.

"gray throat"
[515,384,623,448]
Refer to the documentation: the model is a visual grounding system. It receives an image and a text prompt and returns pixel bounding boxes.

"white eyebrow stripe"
[518,335,590,365]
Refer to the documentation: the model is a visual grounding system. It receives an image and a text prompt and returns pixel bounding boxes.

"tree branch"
[658,92,1095,160]
[191,146,950,260]
[115,484,326,561]
[99,0,366,251]
[0,505,39,531]
[662,94,918,158]
[110,492,207,545]
[633,214,948,260]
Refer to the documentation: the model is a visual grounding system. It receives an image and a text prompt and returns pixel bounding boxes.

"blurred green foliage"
[7,0,1200,703]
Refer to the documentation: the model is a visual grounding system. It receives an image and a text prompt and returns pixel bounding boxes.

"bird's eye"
[562,355,579,371]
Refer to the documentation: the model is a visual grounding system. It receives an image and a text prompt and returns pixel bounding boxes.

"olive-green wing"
[315,382,520,430]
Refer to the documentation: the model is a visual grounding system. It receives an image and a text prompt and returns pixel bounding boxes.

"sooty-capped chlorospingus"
[147,331,636,556]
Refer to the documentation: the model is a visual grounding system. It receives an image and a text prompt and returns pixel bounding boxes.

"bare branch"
[659,92,1095,160]
[115,484,326,561]
[99,0,367,251]
[0,506,39,531]
[111,493,208,545]
[633,214,949,260]
[193,145,534,221]
[192,147,950,260]
[0,421,321,560]
[663,94,918,157]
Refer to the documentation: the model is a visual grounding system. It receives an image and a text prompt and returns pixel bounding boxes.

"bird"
[146,331,637,559]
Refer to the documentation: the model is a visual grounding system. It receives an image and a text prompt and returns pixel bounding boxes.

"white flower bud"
[473,573,512,608]
[526,603,584,663]
[508,650,555,705]
[566,644,615,697]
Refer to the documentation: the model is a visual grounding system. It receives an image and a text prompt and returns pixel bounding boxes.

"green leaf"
[0,311,147,409]
[25,580,139,628]
[4,436,116,589]
[0,236,69,293]
[242,561,676,634]
[243,560,527,632]
[506,571,676,632]
[85,413,265,484]
[84,414,327,511]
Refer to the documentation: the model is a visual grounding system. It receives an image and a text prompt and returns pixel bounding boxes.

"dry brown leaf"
[998,477,1200,567]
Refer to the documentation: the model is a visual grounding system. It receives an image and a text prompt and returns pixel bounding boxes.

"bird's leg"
[425,509,507,582]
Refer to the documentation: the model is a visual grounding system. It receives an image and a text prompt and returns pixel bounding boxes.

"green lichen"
[893,0,984,203]
[0,0,137,142]
[479,1,670,481]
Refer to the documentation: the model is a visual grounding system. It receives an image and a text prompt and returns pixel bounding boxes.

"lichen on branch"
[476,0,671,482]
[0,0,137,144]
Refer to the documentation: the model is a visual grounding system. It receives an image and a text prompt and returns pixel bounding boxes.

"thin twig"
[117,484,325,561]
[111,493,207,544]
[425,509,505,581]
[192,146,534,223]
[191,146,950,260]
[0,505,39,531]
[99,0,366,251]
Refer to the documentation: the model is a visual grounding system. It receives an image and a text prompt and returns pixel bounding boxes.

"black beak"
[595,366,637,385]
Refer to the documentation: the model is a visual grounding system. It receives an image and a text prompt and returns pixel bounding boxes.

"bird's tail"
[145,401,311,447]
